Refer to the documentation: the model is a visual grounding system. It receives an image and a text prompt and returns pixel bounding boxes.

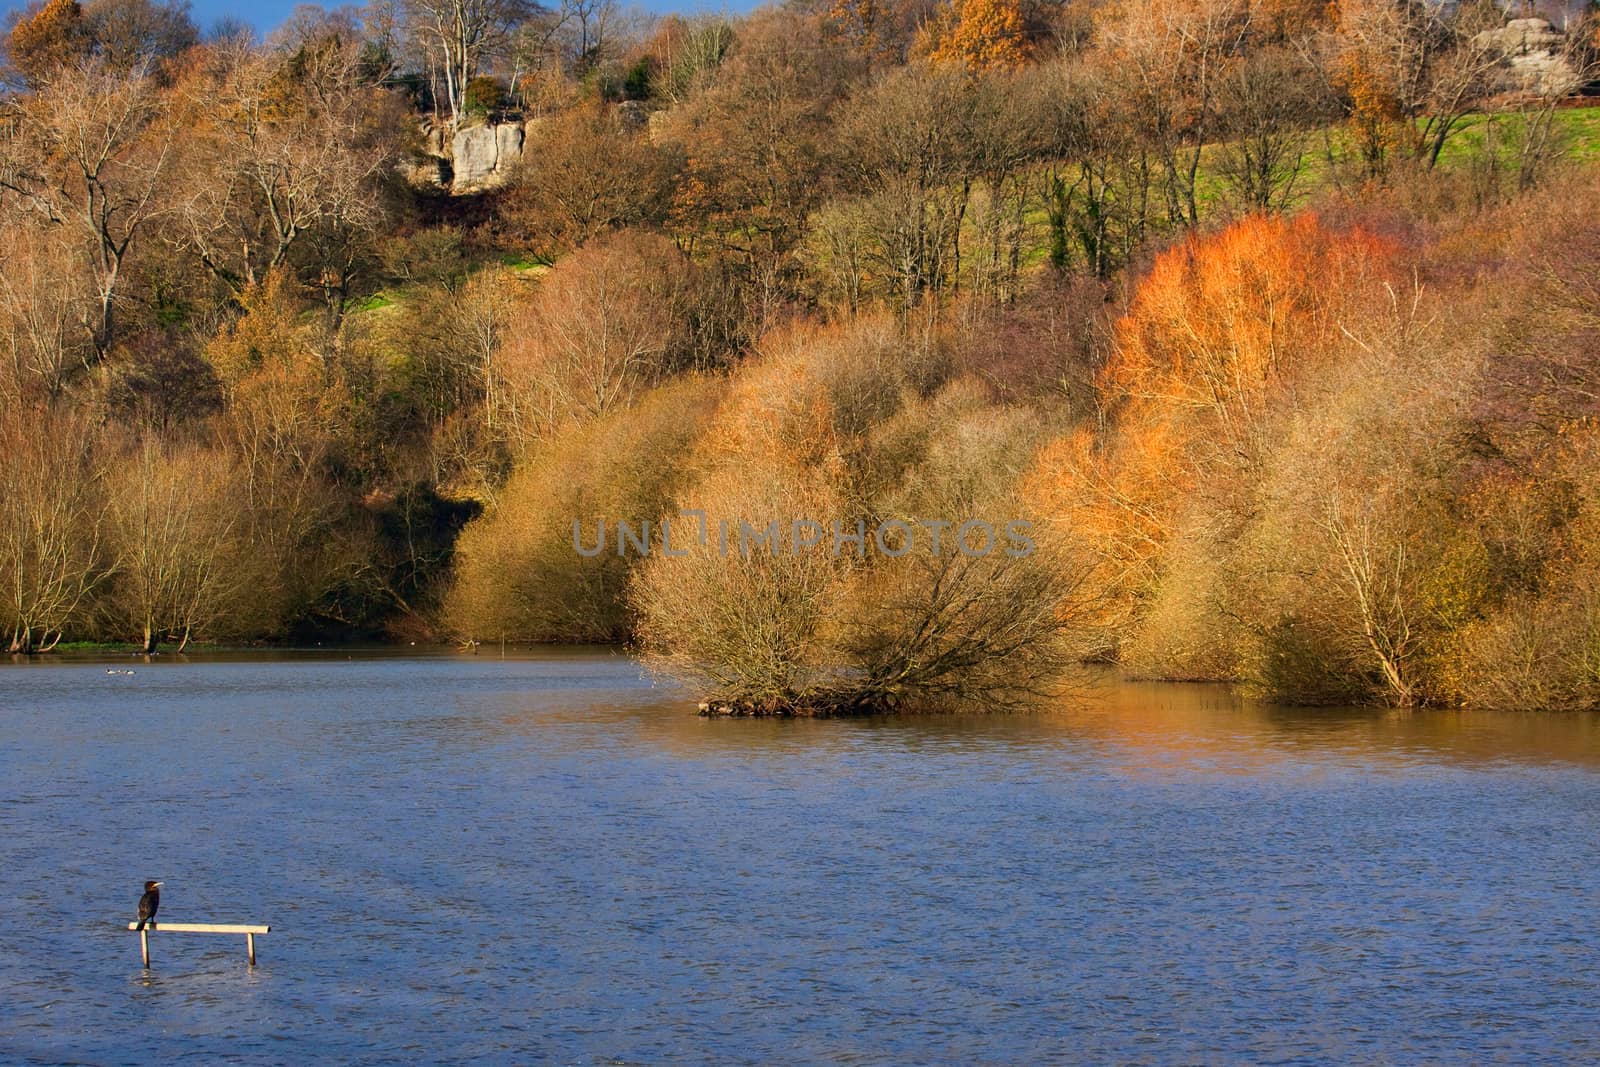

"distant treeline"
[2,0,1599,711]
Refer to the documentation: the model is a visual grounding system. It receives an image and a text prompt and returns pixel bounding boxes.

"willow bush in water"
[629,319,1090,715]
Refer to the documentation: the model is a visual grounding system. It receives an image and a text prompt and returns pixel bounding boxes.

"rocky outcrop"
[408,103,652,195]
[450,120,526,193]
[402,122,451,189]
[406,117,529,195]
[1476,18,1583,98]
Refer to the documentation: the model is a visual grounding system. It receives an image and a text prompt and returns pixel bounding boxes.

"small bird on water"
[136,881,162,930]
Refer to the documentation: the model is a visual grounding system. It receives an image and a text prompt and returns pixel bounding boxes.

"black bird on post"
[136,881,162,930]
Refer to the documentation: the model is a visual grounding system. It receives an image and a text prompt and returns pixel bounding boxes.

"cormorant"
[136,881,162,930]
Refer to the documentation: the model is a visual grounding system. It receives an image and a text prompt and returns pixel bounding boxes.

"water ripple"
[0,653,1597,1063]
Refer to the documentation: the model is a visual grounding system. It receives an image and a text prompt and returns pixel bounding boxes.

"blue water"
[1,652,1597,1064]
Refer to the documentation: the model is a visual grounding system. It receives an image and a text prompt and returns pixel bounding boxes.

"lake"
[1,651,1597,1064]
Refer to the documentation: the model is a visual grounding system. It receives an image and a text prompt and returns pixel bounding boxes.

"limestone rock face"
[402,156,450,190]
[450,121,525,192]
[1475,18,1582,98]
[401,118,529,195]
[497,122,525,165]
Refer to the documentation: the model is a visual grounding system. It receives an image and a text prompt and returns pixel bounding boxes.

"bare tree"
[104,437,242,652]
[0,406,108,653]
[495,232,688,439]
[1099,0,1250,227]
[0,59,174,358]
[1330,0,1503,171]
[403,0,530,125]
[169,39,400,320]
[1034,56,1153,278]
[0,221,91,400]
[660,8,840,301]
[505,106,681,252]
[383,265,522,486]
[82,0,198,75]
[835,63,988,307]
[1215,45,1331,211]
[1315,488,1425,706]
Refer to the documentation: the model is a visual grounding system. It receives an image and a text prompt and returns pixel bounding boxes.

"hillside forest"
[4,0,1600,712]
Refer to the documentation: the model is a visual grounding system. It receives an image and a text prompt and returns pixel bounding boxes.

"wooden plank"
[126,922,270,934]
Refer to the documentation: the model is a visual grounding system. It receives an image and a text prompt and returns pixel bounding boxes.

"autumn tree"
[205,270,370,636]
[1328,0,1503,176]
[0,405,108,652]
[0,221,92,401]
[833,63,973,305]
[1096,0,1249,227]
[633,317,1082,713]
[169,36,401,320]
[833,382,1087,710]
[1024,213,1399,651]
[1218,309,1491,707]
[1448,197,1600,708]
[824,0,920,64]
[83,0,196,75]
[505,105,682,254]
[4,0,89,87]
[925,0,1030,72]
[103,437,242,652]
[403,0,531,125]
[658,8,845,313]
[494,231,710,443]
[382,264,524,491]
[632,318,907,708]
[1456,425,1600,712]
[0,60,175,358]
[445,376,721,643]
[7,0,196,87]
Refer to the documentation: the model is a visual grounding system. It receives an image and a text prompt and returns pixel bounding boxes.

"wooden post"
[128,922,269,965]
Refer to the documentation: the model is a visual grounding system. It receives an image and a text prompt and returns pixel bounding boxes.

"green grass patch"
[500,250,555,272]
[352,292,396,313]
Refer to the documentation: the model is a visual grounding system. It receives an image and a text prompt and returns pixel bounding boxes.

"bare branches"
[0,406,109,653]
[402,0,530,125]
[0,58,173,357]
[167,39,399,317]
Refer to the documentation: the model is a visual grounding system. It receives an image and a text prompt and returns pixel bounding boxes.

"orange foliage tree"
[6,0,88,87]
[826,0,885,56]
[1024,213,1399,647]
[927,0,1029,72]
[1338,54,1406,181]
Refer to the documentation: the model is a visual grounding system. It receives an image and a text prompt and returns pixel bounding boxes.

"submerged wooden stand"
[128,922,270,966]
